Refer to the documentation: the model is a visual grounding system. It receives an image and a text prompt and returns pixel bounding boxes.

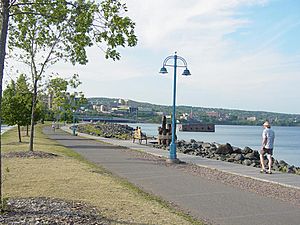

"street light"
[72,109,76,136]
[72,94,78,136]
[159,52,191,163]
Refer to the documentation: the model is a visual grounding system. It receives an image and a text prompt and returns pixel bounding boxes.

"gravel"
[0,197,109,225]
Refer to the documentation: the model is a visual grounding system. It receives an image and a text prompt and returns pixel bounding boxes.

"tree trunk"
[26,125,29,136]
[0,0,10,205]
[29,81,38,152]
[17,124,22,142]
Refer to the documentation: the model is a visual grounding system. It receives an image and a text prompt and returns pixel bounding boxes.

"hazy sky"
[6,0,300,114]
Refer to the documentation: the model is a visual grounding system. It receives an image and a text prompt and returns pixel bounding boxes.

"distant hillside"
[87,97,300,126]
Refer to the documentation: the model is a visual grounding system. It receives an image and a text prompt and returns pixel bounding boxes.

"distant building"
[118,98,129,106]
[247,116,257,121]
[93,104,109,113]
[129,107,138,114]
[180,113,189,120]
[155,112,165,116]
[206,111,219,118]
[178,123,215,132]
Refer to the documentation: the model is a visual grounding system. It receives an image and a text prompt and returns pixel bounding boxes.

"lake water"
[127,123,300,167]
[0,125,13,134]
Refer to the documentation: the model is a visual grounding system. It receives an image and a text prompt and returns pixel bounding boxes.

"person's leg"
[267,153,272,173]
[260,154,266,172]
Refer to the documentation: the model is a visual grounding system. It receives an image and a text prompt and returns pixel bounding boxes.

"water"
[127,123,300,167]
[1,125,13,134]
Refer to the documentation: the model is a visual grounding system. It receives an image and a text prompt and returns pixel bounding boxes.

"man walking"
[260,121,275,174]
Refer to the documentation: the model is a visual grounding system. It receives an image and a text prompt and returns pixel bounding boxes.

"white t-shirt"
[262,128,275,149]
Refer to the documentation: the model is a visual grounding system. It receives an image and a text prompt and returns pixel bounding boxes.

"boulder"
[227,158,235,162]
[202,142,212,149]
[183,148,194,154]
[279,160,288,167]
[242,159,252,166]
[232,147,242,154]
[235,154,244,161]
[242,146,253,154]
[190,139,197,143]
[191,143,200,149]
[245,152,257,160]
[215,143,233,155]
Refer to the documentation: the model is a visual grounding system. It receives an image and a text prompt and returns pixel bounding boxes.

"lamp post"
[72,109,76,136]
[159,52,191,163]
[72,94,77,136]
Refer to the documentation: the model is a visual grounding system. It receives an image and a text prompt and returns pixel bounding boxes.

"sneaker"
[266,171,272,174]
[260,169,266,174]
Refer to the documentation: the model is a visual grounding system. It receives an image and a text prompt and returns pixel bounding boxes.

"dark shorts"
[260,147,273,155]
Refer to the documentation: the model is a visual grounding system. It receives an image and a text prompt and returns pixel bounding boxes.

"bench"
[132,130,147,144]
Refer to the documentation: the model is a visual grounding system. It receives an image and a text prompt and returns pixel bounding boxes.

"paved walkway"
[45,127,300,225]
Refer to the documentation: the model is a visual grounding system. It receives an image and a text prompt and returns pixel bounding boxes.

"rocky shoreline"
[76,123,300,175]
[76,123,134,139]
[154,140,300,174]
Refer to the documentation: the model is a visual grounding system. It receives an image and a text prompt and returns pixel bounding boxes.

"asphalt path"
[44,127,300,225]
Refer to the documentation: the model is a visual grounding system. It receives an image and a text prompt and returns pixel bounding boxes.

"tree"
[0,0,137,205]
[2,74,32,142]
[47,74,87,123]
[5,0,137,152]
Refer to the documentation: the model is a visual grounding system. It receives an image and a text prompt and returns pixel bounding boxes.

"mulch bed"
[2,151,59,159]
[0,197,110,225]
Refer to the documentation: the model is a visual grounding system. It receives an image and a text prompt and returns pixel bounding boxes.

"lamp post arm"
[176,56,188,67]
[162,55,175,67]
[163,55,188,68]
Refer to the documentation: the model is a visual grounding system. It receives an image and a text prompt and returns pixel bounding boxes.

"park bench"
[132,129,147,144]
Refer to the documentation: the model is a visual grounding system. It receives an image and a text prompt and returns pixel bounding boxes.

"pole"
[169,53,177,160]
[72,111,76,136]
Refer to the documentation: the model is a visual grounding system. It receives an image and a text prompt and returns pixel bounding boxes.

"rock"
[279,160,288,167]
[191,143,199,149]
[287,165,296,173]
[215,143,233,155]
[242,159,252,166]
[183,148,194,154]
[235,154,244,161]
[210,145,217,151]
[227,158,235,162]
[232,147,242,154]
[245,152,257,160]
[202,142,212,149]
[190,139,197,143]
[242,147,253,154]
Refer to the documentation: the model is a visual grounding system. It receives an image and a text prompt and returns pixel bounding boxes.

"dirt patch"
[2,151,59,159]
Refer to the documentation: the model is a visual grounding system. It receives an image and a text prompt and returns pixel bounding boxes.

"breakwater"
[154,139,300,174]
[126,123,300,167]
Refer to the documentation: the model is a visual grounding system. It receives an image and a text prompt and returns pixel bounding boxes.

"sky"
[5,0,300,114]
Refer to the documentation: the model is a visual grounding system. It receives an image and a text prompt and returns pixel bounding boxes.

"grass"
[2,124,203,225]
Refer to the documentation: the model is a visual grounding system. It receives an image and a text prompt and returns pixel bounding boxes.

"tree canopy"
[0,0,137,202]
[3,0,138,152]
[2,74,33,141]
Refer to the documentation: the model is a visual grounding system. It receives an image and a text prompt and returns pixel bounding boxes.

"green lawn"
[2,124,203,225]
